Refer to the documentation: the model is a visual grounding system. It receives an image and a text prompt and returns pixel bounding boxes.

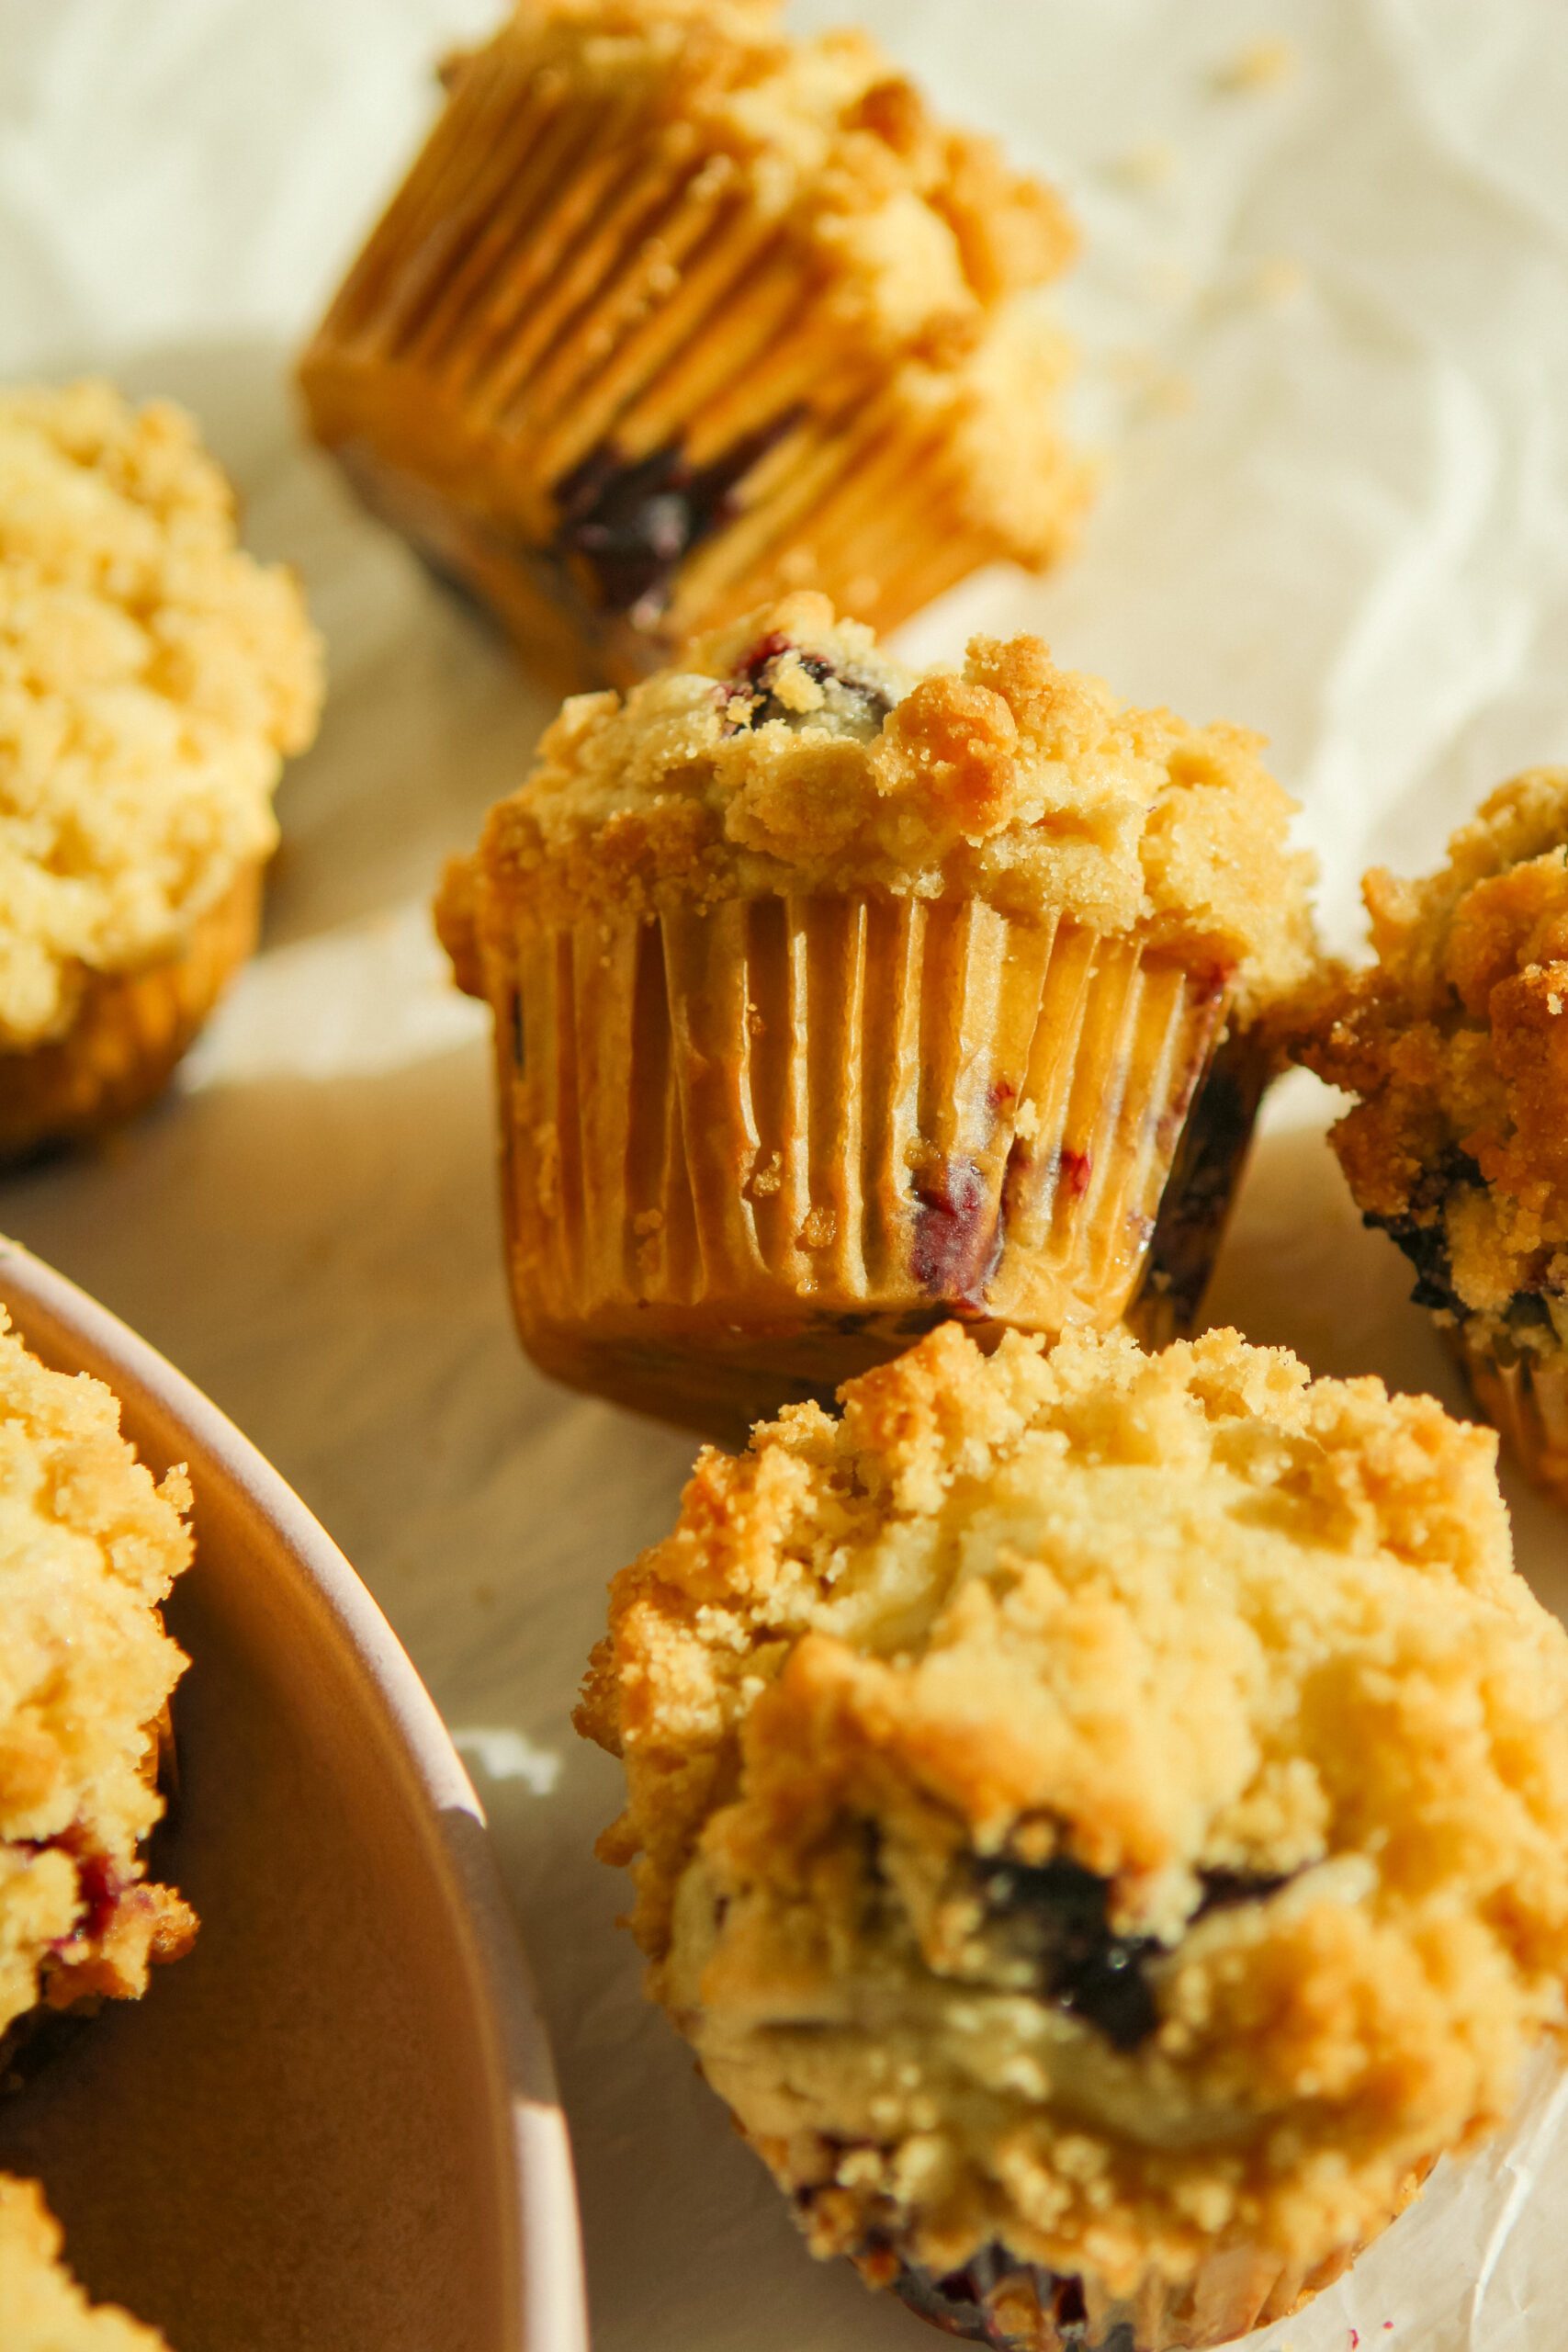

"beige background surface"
[5,0,1568,2344]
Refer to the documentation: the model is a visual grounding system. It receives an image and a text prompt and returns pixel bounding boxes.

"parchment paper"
[5,2,1568,2344]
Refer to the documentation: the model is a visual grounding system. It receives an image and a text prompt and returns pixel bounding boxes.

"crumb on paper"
[1214,35,1299,94]
[1249,254,1308,307]
[1141,258,1193,306]
[1108,138,1180,191]
[1108,347,1196,418]
[454,1726,562,1795]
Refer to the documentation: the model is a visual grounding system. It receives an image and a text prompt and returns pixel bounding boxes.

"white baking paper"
[4,2,1568,2344]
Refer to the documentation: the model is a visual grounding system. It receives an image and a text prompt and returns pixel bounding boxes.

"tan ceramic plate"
[0,1238,587,2352]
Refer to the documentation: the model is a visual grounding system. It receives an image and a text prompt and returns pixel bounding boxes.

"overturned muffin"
[300,0,1089,689]
[0,2177,171,2350]
[0,379,322,1159]
[1293,770,1568,1502]
[439,592,1315,1438]
[579,1320,1568,2350]
[0,1313,195,2067]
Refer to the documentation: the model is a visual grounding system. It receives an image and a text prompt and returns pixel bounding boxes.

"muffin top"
[439,594,1316,1021]
[0,1312,195,2042]
[1294,770,1568,1346]
[469,0,1077,341]
[0,2177,170,2351]
[579,1319,1568,2291]
[0,379,322,1049]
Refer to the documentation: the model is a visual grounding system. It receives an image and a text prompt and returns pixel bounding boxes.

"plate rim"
[0,1231,589,2352]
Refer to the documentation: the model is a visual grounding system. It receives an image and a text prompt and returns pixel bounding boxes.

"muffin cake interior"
[580,1320,1568,2326]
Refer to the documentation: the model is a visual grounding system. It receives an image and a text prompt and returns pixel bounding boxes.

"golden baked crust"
[0,379,322,1049]
[438,594,1315,1021]
[1292,770,1568,1343]
[579,1320,1568,2299]
[0,2177,170,2350]
[0,1313,195,2049]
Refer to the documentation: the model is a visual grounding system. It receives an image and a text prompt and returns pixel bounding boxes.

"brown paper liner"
[299,39,1084,689]
[0,865,263,1164]
[485,896,1257,1439]
[1451,1333,1568,1506]
[869,2186,1428,2352]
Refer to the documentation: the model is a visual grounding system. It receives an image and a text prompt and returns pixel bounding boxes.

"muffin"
[578,1319,1568,2351]
[437,593,1315,1438]
[0,379,323,1160]
[299,0,1089,691]
[0,2177,171,2350]
[1292,769,1568,1503]
[0,1311,196,2073]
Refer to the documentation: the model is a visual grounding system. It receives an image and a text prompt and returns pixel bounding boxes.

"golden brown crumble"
[1292,769,1568,1339]
[0,1312,196,2044]
[438,594,1316,1022]
[580,1320,1568,2294]
[0,379,322,1048]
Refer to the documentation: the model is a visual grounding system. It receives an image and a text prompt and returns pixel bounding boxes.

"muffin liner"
[1451,1332,1568,1507]
[486,895,1255,1437]
[863,2204,1419,2352]
[299,39,1081,687]
[0,864,264,1164]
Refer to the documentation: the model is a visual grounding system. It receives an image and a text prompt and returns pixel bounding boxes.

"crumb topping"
[0,1311,196,2043]
[578,1320,1568,2291]
[0,379,323,1049]
[439,594,1315,1020]
[1292,770,1568,1346]
[0,2177,170,2350]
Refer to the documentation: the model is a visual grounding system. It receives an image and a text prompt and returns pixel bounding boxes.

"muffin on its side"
[300,0,1089,690]
[0,2177,171,2350]
[0,1312,195,2069]
[1293,770,1568,1501]
[438,592,1315,1438]
[579,1320,1568,2352]
[0,379,323,1160]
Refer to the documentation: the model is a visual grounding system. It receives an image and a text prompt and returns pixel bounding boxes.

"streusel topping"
[1293,769,1568,1342]
[580,1320,1568,2291]
[0,379,322,1048]
[0,2177,170,2352]
[439,594,1315,1018]
[0,1311,195,2042]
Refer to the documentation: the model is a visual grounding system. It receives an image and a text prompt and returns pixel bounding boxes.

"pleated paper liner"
[867,2175,1429,2352]
[299,34,1085,689]
[0,864,263,1164]
[1451,1333,1568,1507]
[488,895,1256,1439]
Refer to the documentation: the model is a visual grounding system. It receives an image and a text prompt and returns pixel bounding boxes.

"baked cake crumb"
[581,1319,1568,2306]
[0,2177,170,2349]
[0,1311,196,2054]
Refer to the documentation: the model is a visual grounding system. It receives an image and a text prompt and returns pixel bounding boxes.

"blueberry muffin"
[579,1319,1568,2351]
[0,1312,195,2069]
[0,2177,171,2350]
[1292,769,1568,1503]
[299,0,1089,690]
[0,379,323,1160]
[437,593,1315,1438]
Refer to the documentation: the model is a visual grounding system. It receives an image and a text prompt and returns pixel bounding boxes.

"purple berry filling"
[552,414,799,628]
[911,1159,1003,1310]
[719,628,897,740]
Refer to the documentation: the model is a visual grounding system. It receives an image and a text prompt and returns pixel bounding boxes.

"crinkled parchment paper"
[4,1,1568,2344]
